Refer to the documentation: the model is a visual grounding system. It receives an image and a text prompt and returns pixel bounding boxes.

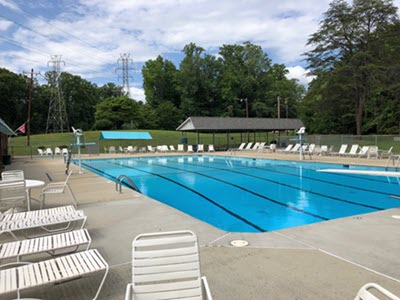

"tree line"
[1,0,400,135]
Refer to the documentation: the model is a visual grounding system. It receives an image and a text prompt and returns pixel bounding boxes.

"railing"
[116,174,141,193]
[386,153,400,170]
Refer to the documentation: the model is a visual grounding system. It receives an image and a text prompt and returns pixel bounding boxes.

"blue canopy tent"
[99,131,152,140]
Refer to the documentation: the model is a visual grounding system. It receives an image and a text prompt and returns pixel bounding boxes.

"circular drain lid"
[230,240,249,247]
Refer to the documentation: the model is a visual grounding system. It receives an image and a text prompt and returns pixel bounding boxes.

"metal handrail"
[116,174,141,193]
[386,153,400,170]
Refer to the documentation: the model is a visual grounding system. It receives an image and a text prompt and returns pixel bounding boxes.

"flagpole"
[27,68,33,146]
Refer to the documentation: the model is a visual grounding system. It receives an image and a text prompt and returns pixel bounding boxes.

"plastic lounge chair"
[197,144,204,152]
[345,144,359,156]
[250,142,260,151]
[278,144,293,153]
[257,142,266,151]
[187,145,194,153]
[0,229,91,263]
[0,205,77,222]
[0,209,87,239]
[1,170,24,181]
[358,146,370,158]
[0,180,27,212]
[61,148,68,155]
[45,148,53,155]
[54,147,61,155]
[237,143,246,151]
[333,144,348,156]
[37,148,44,156]
[244,142,253,150]
[109,146,116,153]
[177,144,184,152]
[169,145,176,151]
[290,143,301,153]
[355,282,400,300]
[147,145,156,153]
[367,146,379,159]
[320,145,329,156]
[125,230,213,300]
[39,171,77,209]
[0,249,108,300]
[208,144,215,152]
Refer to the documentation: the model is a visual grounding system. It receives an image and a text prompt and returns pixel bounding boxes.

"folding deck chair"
[0,249,108,300]
[125,230,213,300]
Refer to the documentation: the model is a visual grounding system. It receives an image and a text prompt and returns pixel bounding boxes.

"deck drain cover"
[230,240,249,247]
[392,215,400,220]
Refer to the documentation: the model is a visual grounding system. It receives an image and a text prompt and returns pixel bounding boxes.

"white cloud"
[286,65,315,86]
[129,87,146,102]
[0,19,13,31]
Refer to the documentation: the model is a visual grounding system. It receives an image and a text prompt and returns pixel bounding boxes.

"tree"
[305,0,399,135]
[93,96,141,130]
[0,68,27,129]
[142,56,181,108]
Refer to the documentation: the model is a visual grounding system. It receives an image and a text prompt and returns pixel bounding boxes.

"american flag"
[16,123,26,134]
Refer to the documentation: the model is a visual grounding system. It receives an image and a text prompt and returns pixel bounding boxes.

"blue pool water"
[80,156,400,232]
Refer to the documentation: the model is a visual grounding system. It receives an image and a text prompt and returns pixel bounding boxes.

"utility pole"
[277,96,281,119]
[23,69,40,145]
[240,98,249,118]
[115,53,134,98]
[285,98,288,119]
[46,55,69,133]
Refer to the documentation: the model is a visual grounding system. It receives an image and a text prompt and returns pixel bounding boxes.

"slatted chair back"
[177,144,184,152]
[0,180,27,209]
[131,230,206,299]
[1,170,24,182]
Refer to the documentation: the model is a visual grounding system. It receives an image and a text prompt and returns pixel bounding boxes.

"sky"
[1,0,399,102]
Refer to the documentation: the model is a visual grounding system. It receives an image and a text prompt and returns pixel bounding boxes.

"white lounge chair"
[37,148,44,156]
[250,142,260,151]
[109,146,116,153]
[208,144,215,152]
[1,170,24,181]
[169,145,176,151]
[0,229,91,263]
[197,144,204,152]
[187,145,194,153]
[358,146,370,158]
[0,205,77,222]
[45,148,53,155]
[367,146,378,159]
[244,142,253,150]
[61,148,68,155]
[0,209,87,239]
[125,230,213,300]
[345,144,360,156]
[290,143,301,153]
[177,144,184,152]
[0,249,108,300]
[333,144,348,156]
[380,146,393,159]
[39,171,77,209]
[355,282,400,300]
[147,145,156,153]
[237,143,246,151]
[278,144,294,153]
[54,147,61,155]
[320,145,329,156]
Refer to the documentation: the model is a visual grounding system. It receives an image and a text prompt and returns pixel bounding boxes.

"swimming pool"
[80,156,400,232]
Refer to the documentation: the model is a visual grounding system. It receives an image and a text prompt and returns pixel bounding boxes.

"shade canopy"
[176,117,304,132]
[0,117,16,136]
[99,131,152,140]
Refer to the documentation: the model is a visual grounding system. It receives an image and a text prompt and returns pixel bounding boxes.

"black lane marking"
[88,161,267,232]
[124,160,329,221]
[209,159,396,197]
[172,158,384,211]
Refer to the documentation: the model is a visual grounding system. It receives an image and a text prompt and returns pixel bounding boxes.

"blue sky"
[2,0,399,101]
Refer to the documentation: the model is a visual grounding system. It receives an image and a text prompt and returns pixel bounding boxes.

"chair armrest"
[42,183,66,192]
[125,283,134,300]
[201,276,213,300]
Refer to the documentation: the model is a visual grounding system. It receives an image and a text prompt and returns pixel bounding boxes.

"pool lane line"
[163,159,384,211]
[100,161,267,232]
[198,158,395,198]
[129,160,329,221]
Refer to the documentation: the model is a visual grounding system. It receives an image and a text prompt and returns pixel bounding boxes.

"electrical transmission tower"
[46,55,69,133]
[115,53,134,97]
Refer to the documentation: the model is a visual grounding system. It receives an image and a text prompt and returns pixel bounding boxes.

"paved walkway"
[2,152,400,299]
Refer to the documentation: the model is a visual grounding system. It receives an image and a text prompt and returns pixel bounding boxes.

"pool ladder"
[116,174,141,193]
[225,148,236,156]
[385,153,400,170]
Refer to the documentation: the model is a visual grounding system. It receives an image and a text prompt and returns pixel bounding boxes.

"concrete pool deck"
[2,151,400,299]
